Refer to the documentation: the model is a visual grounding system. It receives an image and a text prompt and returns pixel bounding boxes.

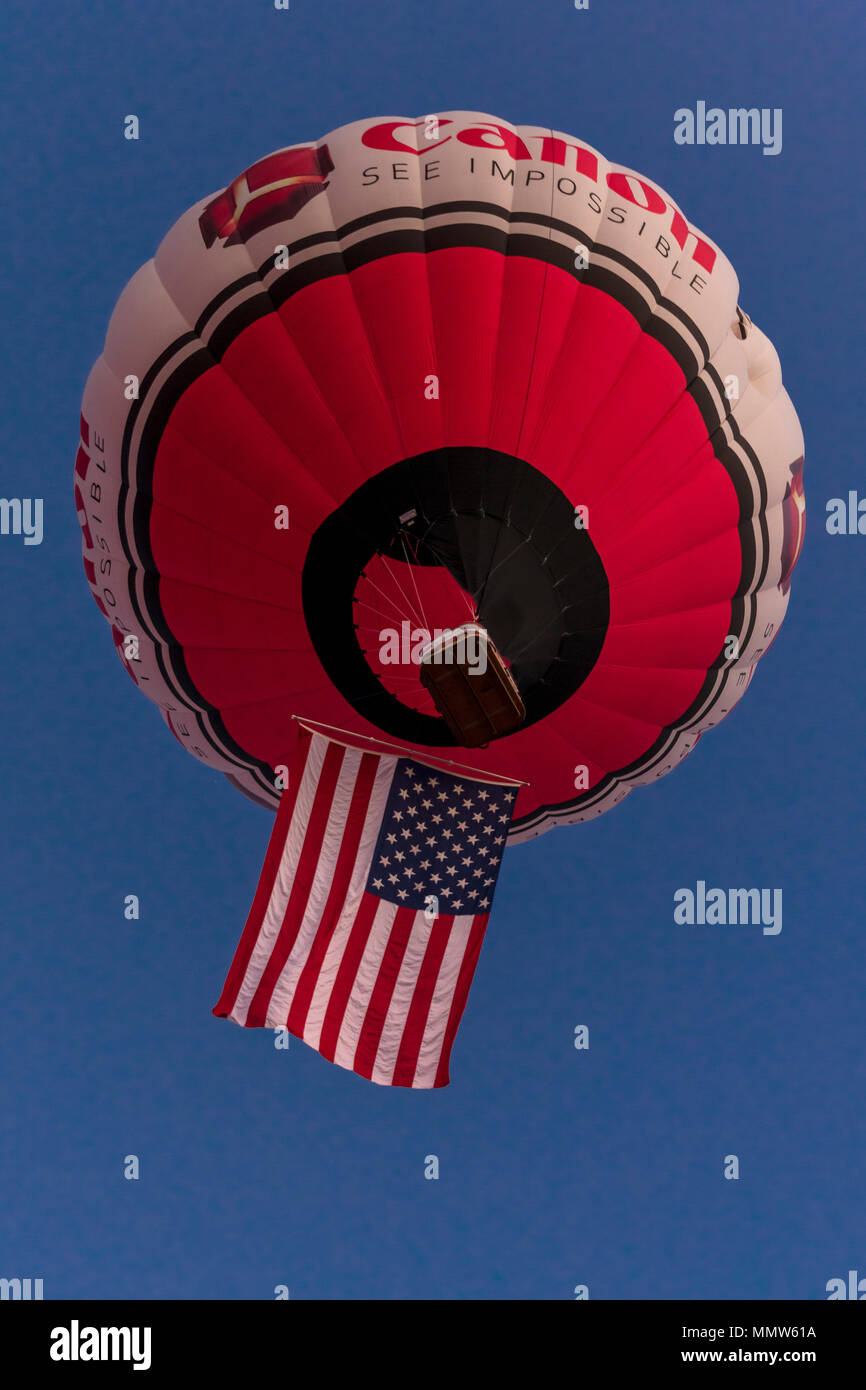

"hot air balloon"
[75,113,804,1084]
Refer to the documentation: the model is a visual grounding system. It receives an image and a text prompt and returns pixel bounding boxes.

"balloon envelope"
[76,112,804,841]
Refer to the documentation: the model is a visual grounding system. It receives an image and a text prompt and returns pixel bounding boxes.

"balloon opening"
[302,448,609,748]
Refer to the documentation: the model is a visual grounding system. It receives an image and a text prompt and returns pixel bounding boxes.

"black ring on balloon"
[302,448,610,746]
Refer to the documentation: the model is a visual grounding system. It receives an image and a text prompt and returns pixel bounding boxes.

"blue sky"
[1,0,864,1300]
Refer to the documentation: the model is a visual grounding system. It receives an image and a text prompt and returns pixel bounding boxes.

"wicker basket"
[418,624,526,747]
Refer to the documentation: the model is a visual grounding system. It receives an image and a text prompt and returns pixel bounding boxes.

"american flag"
[214,724,518,1087]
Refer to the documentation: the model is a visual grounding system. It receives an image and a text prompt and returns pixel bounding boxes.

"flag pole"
[291,714,530,787]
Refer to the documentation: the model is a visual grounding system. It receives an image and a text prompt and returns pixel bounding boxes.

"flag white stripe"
[370,911,437,1085]
[412,914,477,1088]
[229,734,328,1025]
[301,755,397,1050]
[262,746,367,1027]
[330,899,401,1073]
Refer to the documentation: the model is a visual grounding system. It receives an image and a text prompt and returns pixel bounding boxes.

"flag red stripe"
[353,906,421,1080]
[212,728,311,1018]
[245,741,346,1027]
[390,913,456,1087]
[286,751,381,1036]
[317,892,383,1062]
[433,914,490,1088]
